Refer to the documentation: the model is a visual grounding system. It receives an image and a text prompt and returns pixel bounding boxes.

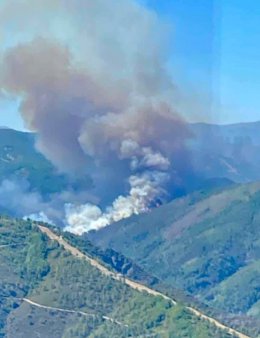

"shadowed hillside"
[91,181,260,336]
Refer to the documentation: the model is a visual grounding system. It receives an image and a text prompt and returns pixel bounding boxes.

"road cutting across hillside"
[38,225,175,303]
[22,298,128,327]
[38,225,251,338]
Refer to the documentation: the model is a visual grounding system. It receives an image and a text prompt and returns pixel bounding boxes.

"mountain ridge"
[90,180,260,336]
[38,223,250,338]
[0,216,238,337]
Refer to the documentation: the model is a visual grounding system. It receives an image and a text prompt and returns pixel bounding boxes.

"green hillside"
[0,216,234,337]
[91,181,260,336]
[0,128,92,196]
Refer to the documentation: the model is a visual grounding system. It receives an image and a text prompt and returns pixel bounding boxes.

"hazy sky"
[1,0,260,130]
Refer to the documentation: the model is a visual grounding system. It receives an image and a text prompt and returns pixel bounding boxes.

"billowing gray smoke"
[0,0,191,234]
[0,178,98,227]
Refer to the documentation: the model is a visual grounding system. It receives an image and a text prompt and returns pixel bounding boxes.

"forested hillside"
[91,181,260,336]
[0,216,235,337]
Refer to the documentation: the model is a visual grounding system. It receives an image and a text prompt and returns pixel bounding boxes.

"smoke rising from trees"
[0,0,193,233]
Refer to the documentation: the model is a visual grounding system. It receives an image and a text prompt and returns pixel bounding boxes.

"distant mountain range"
[1,121,260,196]
[190,121,260,183]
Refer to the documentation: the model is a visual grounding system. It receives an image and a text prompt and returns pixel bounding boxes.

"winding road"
[21,298,128,327]
[38,225,251,338]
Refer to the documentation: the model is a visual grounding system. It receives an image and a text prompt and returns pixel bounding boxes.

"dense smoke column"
[0,0,193,233]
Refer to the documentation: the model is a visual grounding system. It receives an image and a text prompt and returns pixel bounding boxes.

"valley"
[1,0,260,336]
[0,126,260,337]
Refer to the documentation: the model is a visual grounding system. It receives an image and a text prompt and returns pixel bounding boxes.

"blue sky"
[1,0,260,130]
[146,0,260,124]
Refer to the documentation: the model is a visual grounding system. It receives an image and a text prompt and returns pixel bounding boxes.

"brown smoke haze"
[0,0,194,233]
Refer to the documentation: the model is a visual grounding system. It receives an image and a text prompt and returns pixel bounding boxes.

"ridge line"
[38,225,251,338]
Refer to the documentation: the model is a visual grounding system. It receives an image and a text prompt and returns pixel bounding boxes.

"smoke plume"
[0,179,56,221]
[0,0,192,233]
[0,178,95,224]
[65,172,167,234]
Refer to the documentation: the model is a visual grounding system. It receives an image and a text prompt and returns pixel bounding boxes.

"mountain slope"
[91,181,260,336]
[0,216,238,338]
[190,122,260,182]
[40,224,251,338]
[0,128,92,196]
[1,121,260,196]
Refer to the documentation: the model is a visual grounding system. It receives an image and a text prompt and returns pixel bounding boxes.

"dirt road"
[38,225,251,338]
[0,243,23,249]
[38,225,175,303]
[22,298,128,327]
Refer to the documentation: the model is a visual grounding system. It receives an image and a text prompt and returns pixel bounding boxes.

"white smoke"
[120,139,170,171]
[0,179,42,213]
[25,211,52,224]
[64,137,170,234]
[65,171,167,234]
